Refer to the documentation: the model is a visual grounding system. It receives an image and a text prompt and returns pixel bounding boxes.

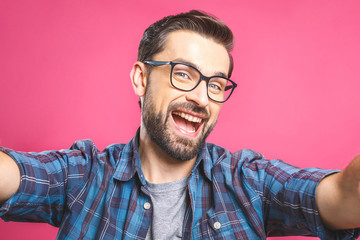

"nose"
[185,80,209,107]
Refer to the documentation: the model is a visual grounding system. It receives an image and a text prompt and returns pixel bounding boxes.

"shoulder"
[205,142,268,169]
[204,142,302,183]
[68,139,126,166]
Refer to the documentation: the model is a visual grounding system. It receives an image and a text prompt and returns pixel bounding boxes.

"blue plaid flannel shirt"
[1,131,359,239]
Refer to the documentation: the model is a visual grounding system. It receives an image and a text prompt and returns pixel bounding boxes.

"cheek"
[146,79,170,111]
[209,104,222,122]
[152,89,182,114]
[162,86,187,104]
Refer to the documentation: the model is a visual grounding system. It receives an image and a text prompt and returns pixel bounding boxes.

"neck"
[138,126,197,184]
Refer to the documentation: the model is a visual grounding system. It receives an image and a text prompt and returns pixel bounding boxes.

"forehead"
[154,30,230,76]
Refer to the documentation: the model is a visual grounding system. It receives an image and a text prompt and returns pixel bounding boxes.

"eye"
[209,83,221,90]
[208,78,227,94]
[209,83,222,93]
[174,72,190,79]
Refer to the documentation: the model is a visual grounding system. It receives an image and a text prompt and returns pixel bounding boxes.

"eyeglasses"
[143,61,237,103]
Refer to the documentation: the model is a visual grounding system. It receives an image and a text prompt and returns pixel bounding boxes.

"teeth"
[173,112,202,123]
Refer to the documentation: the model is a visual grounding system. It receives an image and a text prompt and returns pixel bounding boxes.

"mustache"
[167,102,210,119]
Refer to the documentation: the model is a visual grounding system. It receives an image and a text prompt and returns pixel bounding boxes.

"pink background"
[1,0,359,239]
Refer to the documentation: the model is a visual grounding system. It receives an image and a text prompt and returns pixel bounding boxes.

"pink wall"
[1,0,359,239]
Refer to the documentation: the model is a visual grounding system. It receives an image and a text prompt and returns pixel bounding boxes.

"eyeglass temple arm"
[225,82,237,91]
[143,61,171,66]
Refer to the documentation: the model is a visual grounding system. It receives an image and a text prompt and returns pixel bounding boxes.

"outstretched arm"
[316,155,360,229]
[0,151,20,203]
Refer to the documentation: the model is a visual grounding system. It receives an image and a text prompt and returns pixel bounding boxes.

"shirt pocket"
[193,211,253,239]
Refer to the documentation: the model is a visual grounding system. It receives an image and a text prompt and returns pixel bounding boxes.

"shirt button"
[143,202,151,210]
[213,221,221,230]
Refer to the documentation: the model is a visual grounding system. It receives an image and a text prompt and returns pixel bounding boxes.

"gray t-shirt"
[145,176,189,240]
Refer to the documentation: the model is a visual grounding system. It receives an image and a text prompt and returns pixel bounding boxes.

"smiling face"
[139,30,230,161]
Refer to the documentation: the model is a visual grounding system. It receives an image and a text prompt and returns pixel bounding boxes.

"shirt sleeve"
[239,149,360,240]
[0,140,95,227]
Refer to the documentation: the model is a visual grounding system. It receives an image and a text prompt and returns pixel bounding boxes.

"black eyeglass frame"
[143,60,237,103]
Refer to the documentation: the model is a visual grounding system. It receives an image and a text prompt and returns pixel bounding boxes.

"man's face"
[141,30,230,161]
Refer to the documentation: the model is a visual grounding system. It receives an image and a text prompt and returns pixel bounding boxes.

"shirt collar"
[113,128,147,185]
[196,142,229,181]
[112,128,218,183]
[191,143,213,181]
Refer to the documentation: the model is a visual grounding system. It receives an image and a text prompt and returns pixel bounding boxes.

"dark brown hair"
[137,10,234,77]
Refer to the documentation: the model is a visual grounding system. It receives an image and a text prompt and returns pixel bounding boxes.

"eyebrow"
[172,58,228,78]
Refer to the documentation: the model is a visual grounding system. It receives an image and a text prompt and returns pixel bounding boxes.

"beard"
[142,91,217,161]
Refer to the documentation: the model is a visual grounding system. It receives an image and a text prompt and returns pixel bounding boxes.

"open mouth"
[171,111,204,136]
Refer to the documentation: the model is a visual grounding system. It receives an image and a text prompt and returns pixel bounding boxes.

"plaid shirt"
[1,131,359,239]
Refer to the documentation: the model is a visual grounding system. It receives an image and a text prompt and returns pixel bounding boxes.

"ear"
[130,61,148,97]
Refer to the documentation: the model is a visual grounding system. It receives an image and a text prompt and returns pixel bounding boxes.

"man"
[0,10,360,239]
